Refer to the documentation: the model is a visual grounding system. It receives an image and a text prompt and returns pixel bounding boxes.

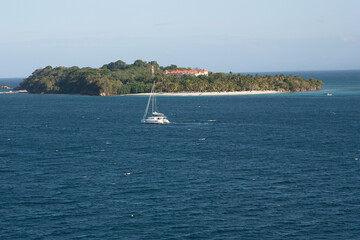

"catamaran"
[141,81,170,124]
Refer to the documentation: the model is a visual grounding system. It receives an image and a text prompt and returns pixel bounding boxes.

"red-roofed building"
[164,69,209,77]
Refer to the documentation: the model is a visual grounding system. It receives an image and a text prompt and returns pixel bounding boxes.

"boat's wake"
[168,121,217,126]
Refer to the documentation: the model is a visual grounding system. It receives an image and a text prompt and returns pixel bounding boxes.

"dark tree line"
[19,60,324,95]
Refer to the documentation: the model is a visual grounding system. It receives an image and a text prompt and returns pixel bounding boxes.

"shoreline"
[0,90,28,94]
[125,90,283,96]
[0,90,293,96]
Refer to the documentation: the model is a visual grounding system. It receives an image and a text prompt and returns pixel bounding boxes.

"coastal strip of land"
[0,90,28,94]
[127,90,280,96]
[18,59,324,96]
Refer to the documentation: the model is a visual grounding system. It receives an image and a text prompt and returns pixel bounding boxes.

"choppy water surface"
[1,71,359,239]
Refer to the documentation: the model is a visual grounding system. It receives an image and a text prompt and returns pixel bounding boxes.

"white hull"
[141,117,170,124]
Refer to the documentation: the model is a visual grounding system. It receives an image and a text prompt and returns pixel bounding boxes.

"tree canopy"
[19,59,324,96]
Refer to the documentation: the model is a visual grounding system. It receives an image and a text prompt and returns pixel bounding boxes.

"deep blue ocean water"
[1,70,359,239]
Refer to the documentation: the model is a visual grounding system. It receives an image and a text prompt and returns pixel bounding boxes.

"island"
[18,60,324,96]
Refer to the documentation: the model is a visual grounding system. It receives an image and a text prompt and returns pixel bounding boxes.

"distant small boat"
[141,81,170,124]
[324,93,333,96]
[0,85,11,90]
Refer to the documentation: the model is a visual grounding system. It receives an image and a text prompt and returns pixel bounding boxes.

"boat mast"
[143,66,156,120]
[151,65,156,114]
[154,82,157,113]
[151,81,155,114]
[143,83,154,120]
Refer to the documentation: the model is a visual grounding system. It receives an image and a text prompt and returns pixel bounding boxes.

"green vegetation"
[19,60,324,95]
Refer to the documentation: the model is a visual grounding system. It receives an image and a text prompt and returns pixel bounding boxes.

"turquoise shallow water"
[0,70,360,239]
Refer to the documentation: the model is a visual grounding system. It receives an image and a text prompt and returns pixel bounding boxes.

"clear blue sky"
[1,0,359,77]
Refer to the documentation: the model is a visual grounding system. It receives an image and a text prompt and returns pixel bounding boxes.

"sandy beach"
[127,90,282,96]
[0,90,28,94]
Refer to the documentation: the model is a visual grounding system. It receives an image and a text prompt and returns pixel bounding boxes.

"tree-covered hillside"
[19,60,324,95]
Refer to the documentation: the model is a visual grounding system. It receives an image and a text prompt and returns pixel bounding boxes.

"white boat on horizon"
[141,81,170,124]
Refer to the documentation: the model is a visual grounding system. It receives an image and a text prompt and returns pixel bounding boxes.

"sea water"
[0,70,359,239]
